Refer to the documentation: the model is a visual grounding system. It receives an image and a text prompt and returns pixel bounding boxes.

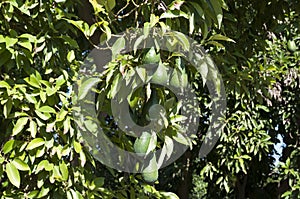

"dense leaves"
[0,0,299,198]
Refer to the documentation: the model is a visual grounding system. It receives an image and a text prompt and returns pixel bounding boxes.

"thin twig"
[116,1,130,16]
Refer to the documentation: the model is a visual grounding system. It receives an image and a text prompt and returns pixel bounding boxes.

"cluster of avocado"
[134,131,158,183]
[133,47,188,183]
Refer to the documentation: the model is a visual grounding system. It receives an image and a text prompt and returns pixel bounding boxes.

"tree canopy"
[0,0,299,198]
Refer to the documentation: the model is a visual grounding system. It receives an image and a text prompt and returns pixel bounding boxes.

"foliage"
[195,0,300,198]
[0,0,299,198]
[0,0,227,198]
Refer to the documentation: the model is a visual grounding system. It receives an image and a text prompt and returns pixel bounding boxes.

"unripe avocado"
[170,68,188,88]
[142,154,158,182]
[143,47,160,64]
[151,62,168,85]
[134,132,151,155]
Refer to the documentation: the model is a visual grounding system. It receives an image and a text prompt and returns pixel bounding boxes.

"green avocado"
[143,47,160,64]
[142,154,158,182]
[134,132,151,155]
[170,68,188,88]
[151,62,168,85]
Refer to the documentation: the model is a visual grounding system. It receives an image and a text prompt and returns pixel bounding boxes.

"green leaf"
[36,186,50,198]
[38,106,56,113]
[206,40,225,48]
[0,155,4,164]
[164,136,174,158]
[111,37,125,58]
[107,0,116,11]
[24,74,41,88]
[256,105,270,112]
[55,75,66,87]
[133,35,145,54]
[65,19,90,38]
[173,132,189,146]
[4,99,12,118]
[287,40,297,51]
[84,120,98,133]
[60,35,79,48]
[59,161,69,181]
[108,73,121,98]
[79,150,86,167]
[198,56,208,86]
[12,158,30,171]
[54,0,66,3]
[26,138,45,150]
[12,117,29,136]
[135,67,147,83]
[25,94,37,104]
[73,141,82,153]
[40,91,47,103]
[160,192,180,199]
[103,23,111,41]
[0,50,12,67]
[208,34,235,43]
[6,162,20,188]
[224,180,230,193]
[2,140,15,154]
[78,78,100,100]
[67,50,75,62]
[19,41,32,51]
[35,160,52,173]
[89,0,106,14]
[67,191,73,199]
[35,110,51,120]
[93,177,105,187]
[210,0,223,28]
[71,190,84,199]
[29,120,37,138]
[173,31,190,51]
[27,190,39,198]
[5,37,18,47]
[0,81,11,89]
[216,176,223,185]
[160,10,189,19]
[19,33,36,43]
[146,133,157,155]
[56,109,68,122]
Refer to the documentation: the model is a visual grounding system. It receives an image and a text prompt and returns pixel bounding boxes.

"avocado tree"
[0,0,228,198]
[1,0,299,198]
